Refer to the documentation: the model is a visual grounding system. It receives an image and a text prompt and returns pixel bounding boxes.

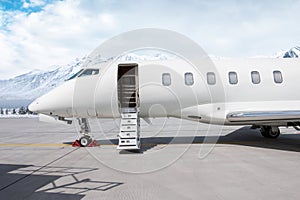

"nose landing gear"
[72,118,99,147]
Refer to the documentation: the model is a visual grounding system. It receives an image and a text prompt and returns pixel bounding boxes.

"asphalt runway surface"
[0,117,299,199]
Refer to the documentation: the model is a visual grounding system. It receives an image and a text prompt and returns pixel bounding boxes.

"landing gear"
[72,118,98,147]
[78,118,91,146]
[260,126,280,138]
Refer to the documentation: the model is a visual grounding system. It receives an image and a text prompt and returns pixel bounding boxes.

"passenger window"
[251,71,260,84]
[185,72,194,86]
[273,70,283,84]
[162,73,171,86]
[207,72,216,85]
[78,69,99,77]
[228,71,238,84]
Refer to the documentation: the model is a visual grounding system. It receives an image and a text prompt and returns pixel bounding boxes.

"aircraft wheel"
[260,126,280,138]
[267,126,280,138]
[79,135,92,147]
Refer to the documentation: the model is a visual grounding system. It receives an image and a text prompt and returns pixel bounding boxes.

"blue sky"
[0,0,48,12]
[0,0,300,79]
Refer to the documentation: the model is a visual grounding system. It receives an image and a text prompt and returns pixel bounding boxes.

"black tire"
[267,127,280,138]
[79,136,92,147]
[260,126,280,139]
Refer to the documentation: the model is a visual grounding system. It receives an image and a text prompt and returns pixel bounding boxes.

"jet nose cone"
[27,79,75,116]
[28,100,39,113]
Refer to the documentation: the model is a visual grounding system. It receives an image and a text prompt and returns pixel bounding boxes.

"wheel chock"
[87,140,100,147]
[72,140,81,147]
[71,139,99,147]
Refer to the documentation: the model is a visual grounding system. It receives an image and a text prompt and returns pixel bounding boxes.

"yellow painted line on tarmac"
[0,143,72,147]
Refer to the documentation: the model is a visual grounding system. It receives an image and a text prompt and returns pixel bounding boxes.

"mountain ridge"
[0,58,85,107]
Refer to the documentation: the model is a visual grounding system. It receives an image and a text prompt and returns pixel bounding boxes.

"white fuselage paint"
[29,58,300,126]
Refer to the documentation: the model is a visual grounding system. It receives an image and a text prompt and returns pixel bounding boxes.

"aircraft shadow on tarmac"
[98,126,300,153]
[0,164,123,200]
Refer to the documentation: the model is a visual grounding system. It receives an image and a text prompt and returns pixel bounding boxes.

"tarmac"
[0,117,299,200]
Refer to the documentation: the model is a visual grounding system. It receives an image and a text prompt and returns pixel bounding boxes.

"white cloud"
[22,0,46,8]
[0,0,300,79]
[0,0,118,78]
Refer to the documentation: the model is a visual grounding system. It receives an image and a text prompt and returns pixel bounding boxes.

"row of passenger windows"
[207,71,283,85]
[162,70,283,86]
[78,68,283,86]
[231,70,282,85]
[162,72,195,86]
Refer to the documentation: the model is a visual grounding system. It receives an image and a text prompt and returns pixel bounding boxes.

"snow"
[0,114,38,118]
[282,47,300,58]
[0,57,85,103]
[119,52,175,61]
[273,46,300,58]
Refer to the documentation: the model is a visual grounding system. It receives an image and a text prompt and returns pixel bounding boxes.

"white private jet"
[28,30,300,150]
[28,56,300,150]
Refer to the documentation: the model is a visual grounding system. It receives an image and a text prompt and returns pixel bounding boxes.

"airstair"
[117,64,141,150]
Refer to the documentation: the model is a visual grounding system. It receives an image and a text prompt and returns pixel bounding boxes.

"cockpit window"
[78,69,99,77]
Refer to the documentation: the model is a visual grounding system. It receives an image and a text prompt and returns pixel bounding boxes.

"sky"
[0,0,300,79]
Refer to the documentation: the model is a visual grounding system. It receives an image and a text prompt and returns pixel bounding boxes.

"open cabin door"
[117,63,140,150]
[117,63,139,112]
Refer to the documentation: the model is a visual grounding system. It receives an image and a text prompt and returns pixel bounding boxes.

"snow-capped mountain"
[282,46,300,58]
[0,48,298,108]
[120,52,173,61]
[273,46,300,58]
[0,57,85,107]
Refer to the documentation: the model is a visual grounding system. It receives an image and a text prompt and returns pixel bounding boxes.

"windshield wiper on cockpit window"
[66,69,84,81]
